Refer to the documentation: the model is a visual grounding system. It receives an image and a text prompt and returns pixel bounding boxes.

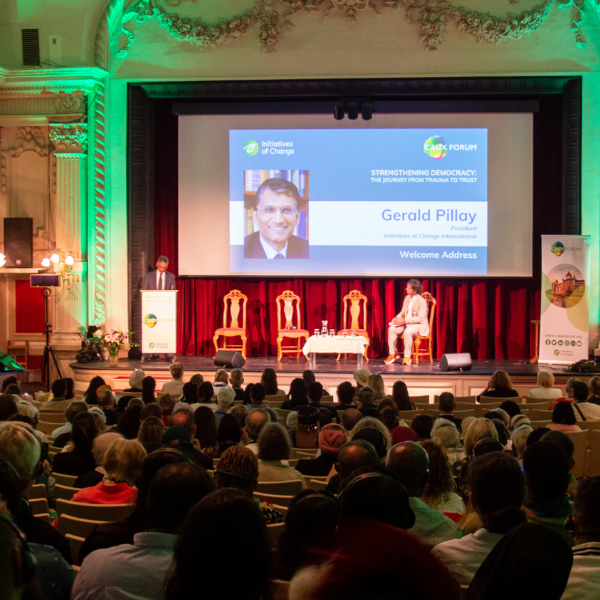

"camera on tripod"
[76,326,103,363]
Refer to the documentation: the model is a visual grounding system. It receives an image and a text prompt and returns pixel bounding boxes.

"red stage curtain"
[170,276,539,360]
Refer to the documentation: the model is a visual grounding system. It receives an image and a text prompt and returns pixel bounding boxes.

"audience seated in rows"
[0,421,72,563]
[52,412,98,476]
[432,451,526,583]
[38,378,69,413]
[161,362,185,396]
[137,415,165,454]
[528,370,563,400]
[123,368,145,393]
[258,423,306,487]
[419,440,465,514]
[75,430,123,488]
[573,381,600,421]
[73,462,215,600]
[549,401,582,433]
[478,370,519,401]
[296,423,347,477]
[467,522,573,600]
[386,442,463,547]
[72,438,145,504]
[214,445,283,524]
[164,489,272,600]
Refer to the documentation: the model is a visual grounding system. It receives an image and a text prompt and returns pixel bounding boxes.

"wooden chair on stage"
[337,289,370,362]
[402,292,436,364]
[213,289,248,358]
[275,290,309,360]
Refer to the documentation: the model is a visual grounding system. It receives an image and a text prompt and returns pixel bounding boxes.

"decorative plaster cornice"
[0,68,108,95]
[49,123,89,154]
[0,91,86,119]
[115,0,594,56]
[0,68,8,85]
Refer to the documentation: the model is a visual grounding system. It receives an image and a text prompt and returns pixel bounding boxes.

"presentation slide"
[178,113,533,277]
[230,128,487,275]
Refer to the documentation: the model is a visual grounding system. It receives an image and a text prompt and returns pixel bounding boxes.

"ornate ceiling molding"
[0,91,87,119]
[115,0,596,57]
[0,68,108,95]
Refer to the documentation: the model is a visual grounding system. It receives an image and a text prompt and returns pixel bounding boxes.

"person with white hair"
[511,423,534,461]
[0,421,72,562]
[124,369,145,392]
[215,387,236,426]
[528,371,562,400]
[431,419,463,464]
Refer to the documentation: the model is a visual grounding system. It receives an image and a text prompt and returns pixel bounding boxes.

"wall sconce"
[42,249,74,289]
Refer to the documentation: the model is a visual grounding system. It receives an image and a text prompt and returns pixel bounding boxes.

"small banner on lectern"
[141,290,178,354]
[539,235,590,364]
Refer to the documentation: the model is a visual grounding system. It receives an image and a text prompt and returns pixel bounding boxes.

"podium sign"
[141,290,178,354]
[539,235,590,364]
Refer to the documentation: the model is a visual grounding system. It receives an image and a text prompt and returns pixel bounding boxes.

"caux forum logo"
[551,241,565,256]
[143,314,158,328]
[423,136,447,159]
[243,140,259,155]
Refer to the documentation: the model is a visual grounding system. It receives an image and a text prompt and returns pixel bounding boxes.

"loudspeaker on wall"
[439,353,472,372]
[214,350,246,369]
[4,218,33,268]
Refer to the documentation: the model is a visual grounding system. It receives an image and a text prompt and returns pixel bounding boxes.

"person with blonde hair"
[161,362,185,396]
[368,374,389,403]
[213,369,229,390]
[479,370,519,400]
[452,418,499,478]
[72,438,146,504]
[137,416,166,453]
[529,371,562,400]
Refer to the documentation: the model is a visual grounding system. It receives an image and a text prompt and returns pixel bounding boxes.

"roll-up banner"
[141,290,178,354]
[539,235,590,364]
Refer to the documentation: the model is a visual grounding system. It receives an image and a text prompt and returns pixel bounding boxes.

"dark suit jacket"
[244,232,309,258]
[143,269,176,290]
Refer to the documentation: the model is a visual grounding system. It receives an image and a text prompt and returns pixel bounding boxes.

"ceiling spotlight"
[334,103,345,120]
[41,257,51,267]
[361,103,373,120]
[346,102,359,120]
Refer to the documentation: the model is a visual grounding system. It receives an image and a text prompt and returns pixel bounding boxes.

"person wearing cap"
[353,369,371,398]
[296,424,348,477]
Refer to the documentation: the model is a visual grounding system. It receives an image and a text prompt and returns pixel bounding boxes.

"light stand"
[40,287,62,391]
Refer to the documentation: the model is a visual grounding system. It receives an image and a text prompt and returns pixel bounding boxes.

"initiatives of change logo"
[243,140,259,155]
[143,314,158,328]
[423,136,447,160]
[551,241,565,256]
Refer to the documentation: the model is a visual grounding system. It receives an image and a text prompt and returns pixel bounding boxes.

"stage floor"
[70,355,587,401]
[71,355,572,377]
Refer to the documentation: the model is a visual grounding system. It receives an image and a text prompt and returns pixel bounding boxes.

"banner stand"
[539,236,590,365]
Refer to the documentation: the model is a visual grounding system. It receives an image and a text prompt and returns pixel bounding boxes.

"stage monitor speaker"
[4,218,33,268]
[0,349,25,372]
[439,353,472,372]
[214,350,246,369]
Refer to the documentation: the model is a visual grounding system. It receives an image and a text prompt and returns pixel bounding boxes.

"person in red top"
[72,438,146,504]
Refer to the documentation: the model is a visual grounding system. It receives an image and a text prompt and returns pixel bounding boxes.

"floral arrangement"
[93,329,130,355]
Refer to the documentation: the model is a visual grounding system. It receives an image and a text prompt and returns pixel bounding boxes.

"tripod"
[40,287,62,391]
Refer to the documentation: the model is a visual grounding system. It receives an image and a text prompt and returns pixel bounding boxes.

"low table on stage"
[303,335,368,369]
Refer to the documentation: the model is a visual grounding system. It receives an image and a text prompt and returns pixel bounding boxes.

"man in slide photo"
[244,178,309,259]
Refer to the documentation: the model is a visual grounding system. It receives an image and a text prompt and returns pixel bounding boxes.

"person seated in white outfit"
[528,371,563,400]
[431,451,527,584]
[561,476,600,600]
[384,279,429,366]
